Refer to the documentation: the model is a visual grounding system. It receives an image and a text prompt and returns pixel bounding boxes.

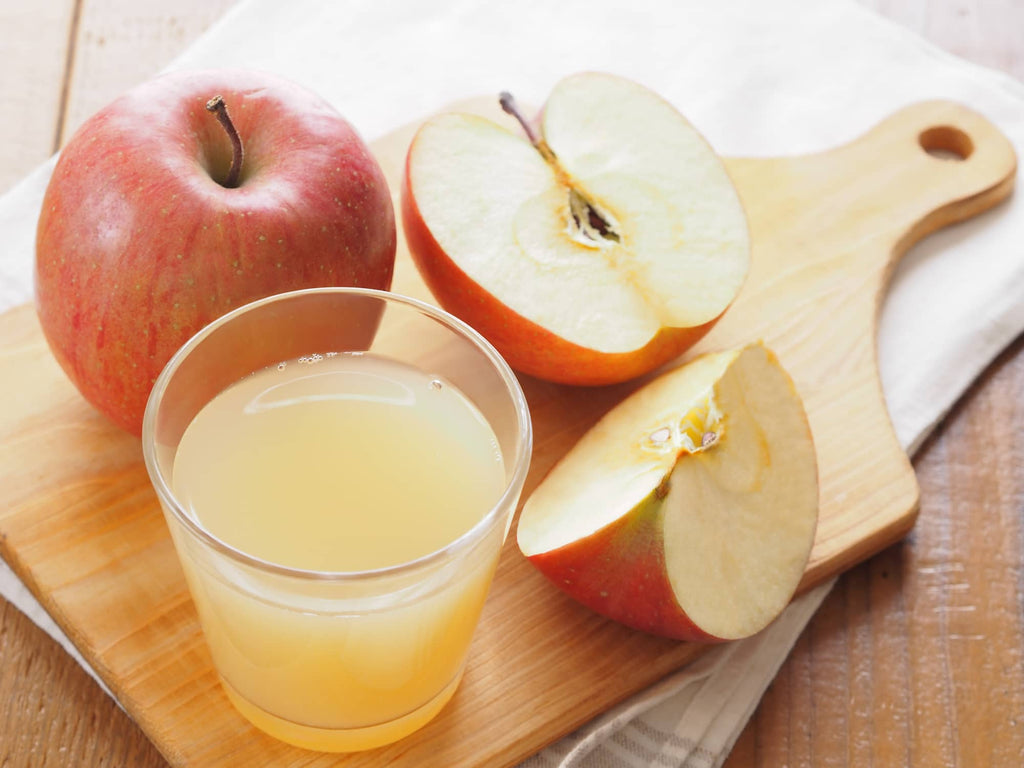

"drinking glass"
[142,287,532,751]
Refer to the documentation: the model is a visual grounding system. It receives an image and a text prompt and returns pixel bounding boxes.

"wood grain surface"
[0,1,1020,767]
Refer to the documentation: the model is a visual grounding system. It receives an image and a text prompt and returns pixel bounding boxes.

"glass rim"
[141,287,533,582]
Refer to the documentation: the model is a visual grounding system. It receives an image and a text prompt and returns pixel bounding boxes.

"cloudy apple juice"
[169,351,507,750]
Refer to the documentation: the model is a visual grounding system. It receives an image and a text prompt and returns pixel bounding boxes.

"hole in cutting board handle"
[919,125,973,161]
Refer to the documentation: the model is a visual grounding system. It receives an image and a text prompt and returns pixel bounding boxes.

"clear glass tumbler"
[142,288,532,752]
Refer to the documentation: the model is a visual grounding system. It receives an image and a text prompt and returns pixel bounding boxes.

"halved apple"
[402,72,750,385]
[516,343,818,641]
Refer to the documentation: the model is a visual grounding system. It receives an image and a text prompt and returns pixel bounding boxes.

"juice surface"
[172,352,505,571]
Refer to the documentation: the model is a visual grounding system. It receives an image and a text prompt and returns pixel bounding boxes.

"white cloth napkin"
[1,0,1021,765]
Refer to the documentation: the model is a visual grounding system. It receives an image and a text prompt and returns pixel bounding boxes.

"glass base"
[221,671,464,752]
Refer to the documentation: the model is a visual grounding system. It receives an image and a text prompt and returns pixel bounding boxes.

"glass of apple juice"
[141,287,532,752]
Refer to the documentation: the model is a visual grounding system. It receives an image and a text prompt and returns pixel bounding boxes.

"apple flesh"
[516,343,818,641]
[402,72,749,385]
[35,69,396,435]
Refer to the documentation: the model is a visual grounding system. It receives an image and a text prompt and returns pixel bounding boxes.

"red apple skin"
[401,155,720,387]
[523,491,722,642]
[35,69,396,435]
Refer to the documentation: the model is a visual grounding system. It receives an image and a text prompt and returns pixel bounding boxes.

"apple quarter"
[517,343,819,642]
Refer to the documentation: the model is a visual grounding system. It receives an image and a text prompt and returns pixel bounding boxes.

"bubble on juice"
[429,379,444,391]
[326,351,338,358]
[276,362,287,372]
[298,354,325,365]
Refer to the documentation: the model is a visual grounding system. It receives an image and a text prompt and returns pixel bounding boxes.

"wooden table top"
[1,1,1021,766]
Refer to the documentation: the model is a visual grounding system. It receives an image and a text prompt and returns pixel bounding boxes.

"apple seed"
[649,426,671,444]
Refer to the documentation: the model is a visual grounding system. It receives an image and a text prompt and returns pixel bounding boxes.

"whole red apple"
[35,69,396,435]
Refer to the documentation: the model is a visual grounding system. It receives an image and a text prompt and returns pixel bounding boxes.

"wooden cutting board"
[0,99,1015,768]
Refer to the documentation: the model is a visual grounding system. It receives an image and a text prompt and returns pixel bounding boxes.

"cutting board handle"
[864,100,1017,256]
[726,99,1016,285]
[868,98,1011,249]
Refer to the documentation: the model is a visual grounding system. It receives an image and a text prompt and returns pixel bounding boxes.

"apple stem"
[499,90,620,245]
[205,95,244,188]
[499,91,560,169]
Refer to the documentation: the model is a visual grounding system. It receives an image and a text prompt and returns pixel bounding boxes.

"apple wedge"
[516,343,818,642]
[402,72,750,385]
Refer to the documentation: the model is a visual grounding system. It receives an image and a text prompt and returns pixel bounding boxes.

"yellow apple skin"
[523,487,723,642]
[401,161,721,386]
